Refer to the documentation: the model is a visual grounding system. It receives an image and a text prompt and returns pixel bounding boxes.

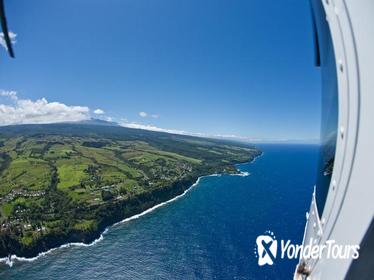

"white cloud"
[94,108,105,115]
[0,90,17,100]
[0,90,90,126]
[119,120,260,142]
[213,134,247,140]
[139,111,147,118]
[0,32,17,52]
[120,121,188,135]
[119,121,232,139]
[138,112,159,118]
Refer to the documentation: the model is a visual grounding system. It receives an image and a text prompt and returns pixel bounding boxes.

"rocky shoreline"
[0,176,197,259]
[0,150,262,261]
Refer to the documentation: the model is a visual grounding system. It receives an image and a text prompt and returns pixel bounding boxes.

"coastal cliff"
[0,123,261,258]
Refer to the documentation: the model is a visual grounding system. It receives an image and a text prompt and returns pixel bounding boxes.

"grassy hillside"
[0,123,260,257]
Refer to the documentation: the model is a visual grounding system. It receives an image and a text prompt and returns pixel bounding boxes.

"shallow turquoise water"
[0,144,318,279]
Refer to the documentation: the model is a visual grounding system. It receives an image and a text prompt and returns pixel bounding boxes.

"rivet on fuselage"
[338,60,344,72]
[340,126,345,138]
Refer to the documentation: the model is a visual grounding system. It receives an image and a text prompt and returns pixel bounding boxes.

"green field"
[0,122,260,257]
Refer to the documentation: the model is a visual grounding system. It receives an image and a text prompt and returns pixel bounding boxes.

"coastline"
[0,174,214,267]
[0,153,262,267]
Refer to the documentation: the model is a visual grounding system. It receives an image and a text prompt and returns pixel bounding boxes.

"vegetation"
[0,122,260,257]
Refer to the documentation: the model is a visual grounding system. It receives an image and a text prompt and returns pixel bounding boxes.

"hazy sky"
[0,0,321,143]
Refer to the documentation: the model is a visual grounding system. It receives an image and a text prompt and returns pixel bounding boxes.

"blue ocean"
[0,144,318,279]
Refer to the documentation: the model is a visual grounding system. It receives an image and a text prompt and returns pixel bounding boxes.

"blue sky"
[0,0,320,143]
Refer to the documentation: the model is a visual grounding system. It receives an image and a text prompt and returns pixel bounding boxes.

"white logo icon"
[255,231,277,266]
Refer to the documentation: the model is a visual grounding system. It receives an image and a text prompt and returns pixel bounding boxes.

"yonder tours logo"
[254,230,360,266]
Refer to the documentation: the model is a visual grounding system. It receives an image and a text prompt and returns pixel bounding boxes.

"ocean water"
[0,144,318,280]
